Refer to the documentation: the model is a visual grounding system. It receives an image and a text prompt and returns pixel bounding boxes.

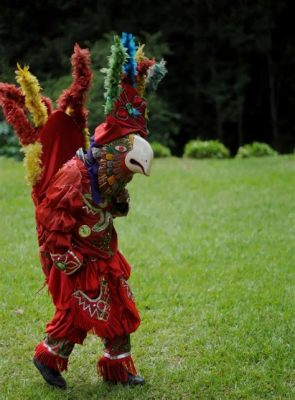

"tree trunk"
[237,108,243,147]
[267,51,279,148]
[210,52,224,142]
[206,0,224,142]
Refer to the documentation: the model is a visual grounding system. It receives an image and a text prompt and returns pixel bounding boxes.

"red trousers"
[35,250,141,382]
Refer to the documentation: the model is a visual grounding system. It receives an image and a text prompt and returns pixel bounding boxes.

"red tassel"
[97,355,137,383]
[34,342,68,372]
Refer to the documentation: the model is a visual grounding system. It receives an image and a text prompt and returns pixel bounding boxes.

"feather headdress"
[102,35,128,115]
[57,43,93,148]
[145,59,167,94]
[15,64,49,127]
[101,33,167,112]
[121,32,137,86]
[95,33,167,144]
[135,45,155,97]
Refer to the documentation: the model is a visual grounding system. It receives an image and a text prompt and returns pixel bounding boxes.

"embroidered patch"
[102,335,131,357]
[92,211,112,233]
[72,278,110,321]
[44,335,75,358]
[121,277,135,301]
[50,250,82,274]
[78,224,91,237]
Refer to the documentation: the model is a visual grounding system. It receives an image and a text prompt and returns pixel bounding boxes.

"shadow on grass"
[28,379,148,400]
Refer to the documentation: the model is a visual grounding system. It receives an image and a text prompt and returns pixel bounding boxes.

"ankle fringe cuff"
[97,354,137,383]
[34,342,68,372]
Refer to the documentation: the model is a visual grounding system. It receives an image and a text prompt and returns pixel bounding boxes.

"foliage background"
[0,0,295,155]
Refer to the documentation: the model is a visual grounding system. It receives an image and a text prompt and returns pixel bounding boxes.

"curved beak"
[125,135,154,176]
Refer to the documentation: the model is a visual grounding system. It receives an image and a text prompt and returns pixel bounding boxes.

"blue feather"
[121,32,137,86]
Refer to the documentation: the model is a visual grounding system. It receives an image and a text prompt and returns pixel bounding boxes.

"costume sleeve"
[36,167,84,275]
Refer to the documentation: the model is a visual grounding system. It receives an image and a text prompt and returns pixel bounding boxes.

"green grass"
[0,155,294,399]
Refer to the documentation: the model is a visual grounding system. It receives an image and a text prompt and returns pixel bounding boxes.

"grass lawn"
[0,155,294,399]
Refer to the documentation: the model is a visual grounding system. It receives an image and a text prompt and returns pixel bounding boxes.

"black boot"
[126,373,145,385]
[33,357,67,389]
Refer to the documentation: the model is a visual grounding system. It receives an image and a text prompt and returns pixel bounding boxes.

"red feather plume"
[0,83,25,108]
[137,58,155,76]
[0,97,37,145]
[57,44,93,131]
[0,83,37,145]
[41,96,53,116]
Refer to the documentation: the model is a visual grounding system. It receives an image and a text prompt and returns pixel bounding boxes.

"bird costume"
[0,33,167,389]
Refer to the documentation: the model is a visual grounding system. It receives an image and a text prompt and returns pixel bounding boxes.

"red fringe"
[34,342,68,372]
[97,355,137,383]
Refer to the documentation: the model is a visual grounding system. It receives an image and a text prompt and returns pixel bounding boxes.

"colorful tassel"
[121,32,137,86]
[22,141,43,185]
[97,354,137,383]
[15,64,48,127]
[102,35,128,115]
[34,342,69,372]
[57,44,93,133]
[145,59,168,94]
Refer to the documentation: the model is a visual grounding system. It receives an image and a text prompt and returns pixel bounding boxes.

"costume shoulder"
[43,157,85,211]
[35,158,85,236]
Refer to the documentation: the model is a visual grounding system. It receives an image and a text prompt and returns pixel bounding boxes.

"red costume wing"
[35,110,85,200]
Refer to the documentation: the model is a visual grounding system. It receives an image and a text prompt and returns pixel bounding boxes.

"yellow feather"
[137,76,146,97]
[15,64,47,127]
[135,44,145,62]
[65,106,74,117]
[135,44,146,96]
[22,142,43,185]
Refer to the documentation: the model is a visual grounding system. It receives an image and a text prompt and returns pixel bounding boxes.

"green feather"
[102,35,128,115]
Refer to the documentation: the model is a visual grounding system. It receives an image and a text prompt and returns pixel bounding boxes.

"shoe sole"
[33,358,67,390]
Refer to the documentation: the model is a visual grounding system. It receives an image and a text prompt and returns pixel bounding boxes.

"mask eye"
[115,145,128,153]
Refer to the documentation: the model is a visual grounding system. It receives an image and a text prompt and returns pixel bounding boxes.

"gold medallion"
[78,224,91,238]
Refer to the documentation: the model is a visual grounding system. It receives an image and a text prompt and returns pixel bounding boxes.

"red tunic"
[34,157,140,343]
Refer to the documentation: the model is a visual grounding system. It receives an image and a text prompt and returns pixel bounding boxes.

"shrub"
[0,121,22,160]
[184,139,230,159]
[151,141,171,158]
[236,142,278,158]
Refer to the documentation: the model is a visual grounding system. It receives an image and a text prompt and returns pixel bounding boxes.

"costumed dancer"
[0,33,167,389]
